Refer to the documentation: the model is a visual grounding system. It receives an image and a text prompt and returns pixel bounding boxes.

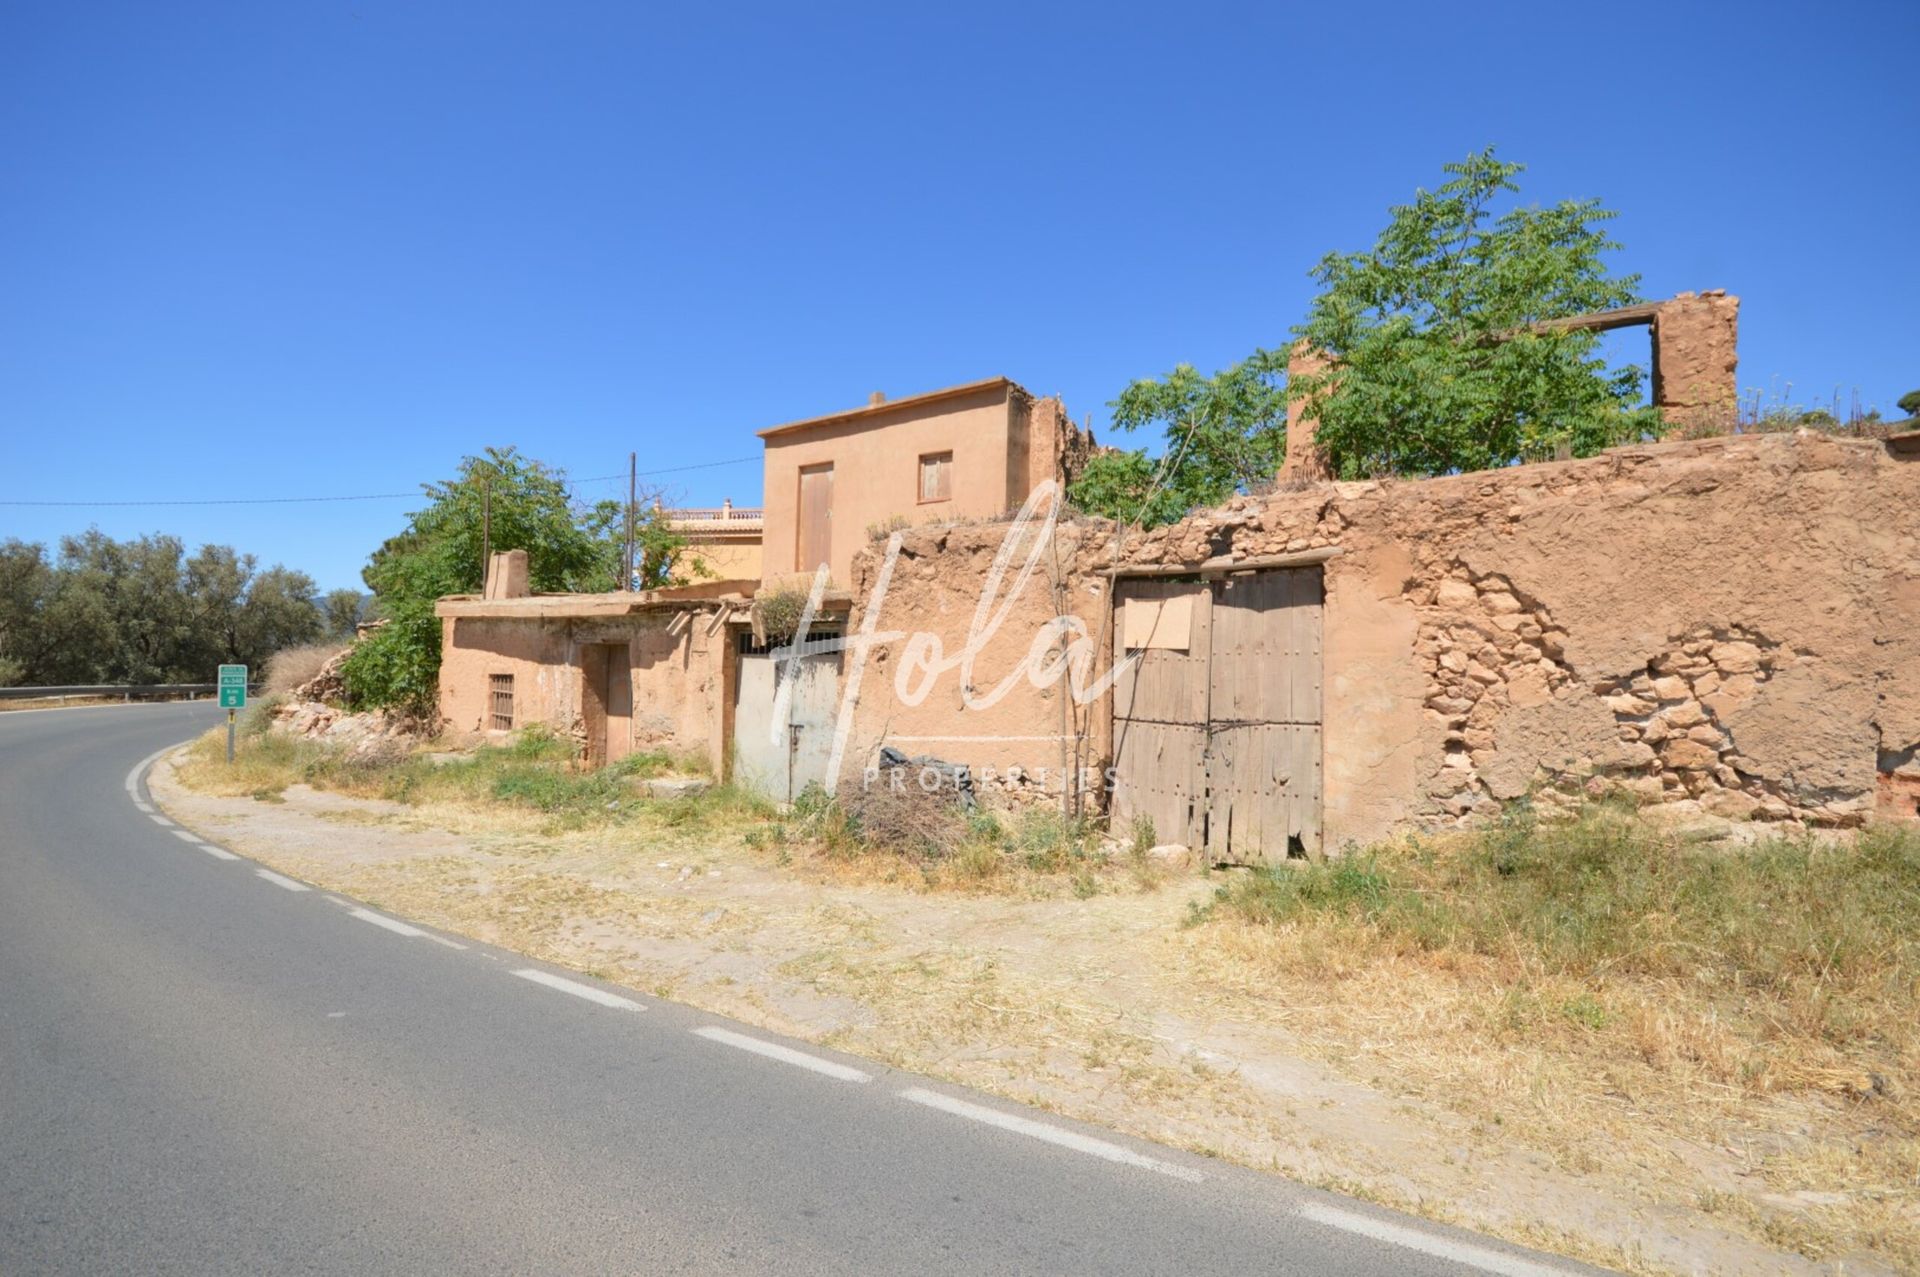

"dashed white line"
[898,1088,1204,1182]
[347,907,428,938]
[200,845,241,861]
[149,814,176,828]
[255,868,310,892]
[1296,1202,1577,1277]
[132,800,154,813]
[693,1026,871,1082]
[169,829,203,844]
[511,968,643,1010]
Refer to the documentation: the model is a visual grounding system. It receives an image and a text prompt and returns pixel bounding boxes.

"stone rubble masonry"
[845,428,1919,846]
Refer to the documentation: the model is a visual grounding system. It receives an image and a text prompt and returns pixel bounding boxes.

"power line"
[0,454,762,508]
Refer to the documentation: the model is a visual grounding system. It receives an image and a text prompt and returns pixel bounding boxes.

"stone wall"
[841,430,1919,845]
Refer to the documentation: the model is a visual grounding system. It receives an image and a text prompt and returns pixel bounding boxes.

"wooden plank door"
[797,463,834,575]
[1109,579,1212,849]
[602,643,633,763]
[1203,569,1322,863]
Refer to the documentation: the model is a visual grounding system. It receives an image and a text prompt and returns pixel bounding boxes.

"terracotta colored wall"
[841,517,1111,807]
[681,537,761,582]
[760,384,1020,587]
[438,612,725,770]
[1652,290,1740,430]
[838,430,1920,843]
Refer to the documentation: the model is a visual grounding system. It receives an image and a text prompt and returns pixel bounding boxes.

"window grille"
[489,674,514,730]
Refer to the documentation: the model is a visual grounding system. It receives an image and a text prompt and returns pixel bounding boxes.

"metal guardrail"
[0,683,252,702]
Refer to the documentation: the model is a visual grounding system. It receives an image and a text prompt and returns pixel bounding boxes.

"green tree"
[342,447,687,713]
[1068,352,1289,526]
[1288,148,1658,477]
[0,541,54,686]
[1898,389,1920,419]
[321,588,368,641]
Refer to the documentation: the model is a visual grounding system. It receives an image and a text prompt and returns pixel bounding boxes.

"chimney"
[869,391,886,406]
[483,549,530,600]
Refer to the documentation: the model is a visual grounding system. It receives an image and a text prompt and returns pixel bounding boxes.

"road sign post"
[218,665,247,763]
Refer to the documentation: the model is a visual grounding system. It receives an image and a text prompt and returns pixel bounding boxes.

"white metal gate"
[732,632,842,804]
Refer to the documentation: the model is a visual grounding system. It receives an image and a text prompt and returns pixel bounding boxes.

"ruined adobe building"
[844,428,1919,857]
[432,378,1096,783]
[1281,290,1742,480]
[432,331,1920,858]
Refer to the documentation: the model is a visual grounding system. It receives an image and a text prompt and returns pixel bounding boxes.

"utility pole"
[481,478,492,593]
[625,451,637,591]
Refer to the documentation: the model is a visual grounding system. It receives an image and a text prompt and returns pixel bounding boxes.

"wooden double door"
[1110,568,1323,863]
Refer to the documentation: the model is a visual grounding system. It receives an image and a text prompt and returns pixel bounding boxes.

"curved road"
[0,704,1599,1275]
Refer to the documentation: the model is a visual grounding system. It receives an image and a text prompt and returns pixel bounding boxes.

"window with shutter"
[918,451,952,503]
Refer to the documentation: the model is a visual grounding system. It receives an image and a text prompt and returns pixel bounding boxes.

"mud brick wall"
[845,430,1919,846]
[1125,429,1918,842]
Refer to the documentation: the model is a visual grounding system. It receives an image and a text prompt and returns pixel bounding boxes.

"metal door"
[732,635,841,804]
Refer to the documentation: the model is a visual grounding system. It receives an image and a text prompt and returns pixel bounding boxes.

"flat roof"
[435,578,757,619]
[756,376,1016,440]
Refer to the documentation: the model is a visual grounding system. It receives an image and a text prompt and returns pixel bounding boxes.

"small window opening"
[489,673,514,730]
[918,451,952,503]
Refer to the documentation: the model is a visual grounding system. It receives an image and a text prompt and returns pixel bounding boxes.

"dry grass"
[1188,802,1920,1267]
[260,642,347,697]
[175,723,758,837]
[748,785,1166,897]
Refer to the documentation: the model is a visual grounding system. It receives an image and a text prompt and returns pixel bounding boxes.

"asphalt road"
[0,703,1604,1275]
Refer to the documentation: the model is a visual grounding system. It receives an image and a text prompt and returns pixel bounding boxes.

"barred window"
[489,674,514,730]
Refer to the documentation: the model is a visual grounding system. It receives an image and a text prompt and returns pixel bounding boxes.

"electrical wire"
[0,454,763,507]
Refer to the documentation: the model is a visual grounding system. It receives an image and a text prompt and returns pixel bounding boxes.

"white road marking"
[693,1026,871,1082]
[511,968,643,1010]
[132,800,154,813]
[149,815,176,828]
[347,907,428,938]
[1296,1202,1578,1277]
[125,742,180,798]
[898,1088,1204,1182]
[170,829,204,844]
[255,868,310,892]
[201,845,241,861]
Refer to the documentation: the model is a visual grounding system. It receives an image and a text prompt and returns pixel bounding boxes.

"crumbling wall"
[438,611,725,766]
[843,515,1114,808]
[1125,429,1917,842]
[843,430,1918,845]
[1025,394,1100,496]
[1652,290,1740,431]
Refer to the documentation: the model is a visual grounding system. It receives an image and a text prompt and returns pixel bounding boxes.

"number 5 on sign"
[218,664,247,763]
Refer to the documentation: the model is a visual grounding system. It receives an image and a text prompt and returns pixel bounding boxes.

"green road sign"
[218,664,248,710]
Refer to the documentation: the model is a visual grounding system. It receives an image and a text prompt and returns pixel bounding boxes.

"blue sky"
[3,1,1915,592]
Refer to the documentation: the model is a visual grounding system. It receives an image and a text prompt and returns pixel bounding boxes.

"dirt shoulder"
[150,750,1891,1276]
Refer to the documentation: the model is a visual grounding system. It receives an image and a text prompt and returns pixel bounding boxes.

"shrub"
[262,642,346,697]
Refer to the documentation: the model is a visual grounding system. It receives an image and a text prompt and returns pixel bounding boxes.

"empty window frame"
[918,451,952,503]
[489,673,514,730]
